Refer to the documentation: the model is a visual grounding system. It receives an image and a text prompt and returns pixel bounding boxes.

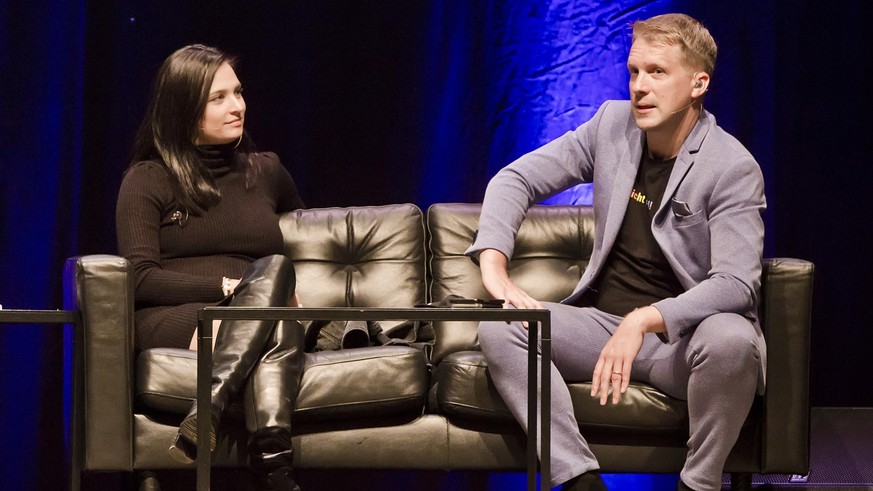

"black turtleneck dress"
[116,147,304,351]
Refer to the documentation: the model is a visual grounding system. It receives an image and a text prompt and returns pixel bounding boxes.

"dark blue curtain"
[416,0,649,207]
[0,0,84,489]
[2,1,872,489]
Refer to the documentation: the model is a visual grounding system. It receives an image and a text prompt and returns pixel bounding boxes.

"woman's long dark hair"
[131,44,255,213]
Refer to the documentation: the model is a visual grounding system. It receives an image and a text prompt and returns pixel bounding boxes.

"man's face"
[627,38,698,134]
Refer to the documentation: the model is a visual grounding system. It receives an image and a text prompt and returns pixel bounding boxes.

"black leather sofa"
[65,203,814,490]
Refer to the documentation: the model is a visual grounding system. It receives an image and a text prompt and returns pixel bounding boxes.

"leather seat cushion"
[136,345,429,423]
[434,351,689,436]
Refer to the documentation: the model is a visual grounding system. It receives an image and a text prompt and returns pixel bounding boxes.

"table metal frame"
[0,308,78,324]
[195,306,551,491]
[0,309,81,491]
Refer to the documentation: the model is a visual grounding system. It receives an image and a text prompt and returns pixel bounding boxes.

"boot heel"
[264,466,302,491]
[250,427,300,490]
[178,412,217,452]
[168,434,196,464]
[169,411,217,464]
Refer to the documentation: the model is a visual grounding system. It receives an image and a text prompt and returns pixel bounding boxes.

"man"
[468,13,766,491]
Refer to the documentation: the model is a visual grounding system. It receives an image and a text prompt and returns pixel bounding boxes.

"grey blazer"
[468,100,766,383]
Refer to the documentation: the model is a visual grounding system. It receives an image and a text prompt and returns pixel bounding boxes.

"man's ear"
[692,72,710,96]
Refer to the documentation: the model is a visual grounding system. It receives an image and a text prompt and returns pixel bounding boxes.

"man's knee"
[692,313,759,369]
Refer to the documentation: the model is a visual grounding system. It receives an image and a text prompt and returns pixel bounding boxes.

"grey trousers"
[478,302,762,491]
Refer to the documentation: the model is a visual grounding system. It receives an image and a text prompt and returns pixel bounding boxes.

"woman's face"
[196,62,245,145]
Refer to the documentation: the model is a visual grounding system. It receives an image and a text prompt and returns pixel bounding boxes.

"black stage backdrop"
[1,1,872,489]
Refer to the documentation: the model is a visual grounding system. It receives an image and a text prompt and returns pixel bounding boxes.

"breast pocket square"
[671,198,694,217]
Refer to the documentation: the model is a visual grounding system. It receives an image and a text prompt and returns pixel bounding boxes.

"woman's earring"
[233,133,243,149]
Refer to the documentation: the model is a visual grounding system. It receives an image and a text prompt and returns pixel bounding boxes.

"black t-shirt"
[588,151,685,316]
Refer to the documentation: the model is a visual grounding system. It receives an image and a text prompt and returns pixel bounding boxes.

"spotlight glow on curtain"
[419,0,674,208]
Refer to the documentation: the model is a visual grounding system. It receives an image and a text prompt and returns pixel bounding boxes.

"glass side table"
[195,306,552,491]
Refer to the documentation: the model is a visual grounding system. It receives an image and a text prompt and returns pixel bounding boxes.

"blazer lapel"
[658,110,713,215]
[600,124,645,254]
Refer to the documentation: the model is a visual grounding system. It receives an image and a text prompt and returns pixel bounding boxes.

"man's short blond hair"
[632,13,717,76]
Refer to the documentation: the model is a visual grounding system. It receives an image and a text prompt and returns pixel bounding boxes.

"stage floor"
[720,406,873,489]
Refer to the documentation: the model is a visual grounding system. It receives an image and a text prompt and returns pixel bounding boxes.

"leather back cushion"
[426,203,594,363]
[279,204,427,308]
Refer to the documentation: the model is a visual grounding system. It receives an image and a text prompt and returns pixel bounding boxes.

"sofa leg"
[730,472,752,490]
[69,467,81,491]
[137,471,161,491]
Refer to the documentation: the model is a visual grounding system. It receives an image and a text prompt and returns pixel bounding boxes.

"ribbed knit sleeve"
[116,162,225,306]
[117,151,305,310]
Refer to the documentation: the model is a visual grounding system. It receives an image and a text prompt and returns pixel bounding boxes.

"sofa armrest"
[64,255,135,471]
[759,257,814,474]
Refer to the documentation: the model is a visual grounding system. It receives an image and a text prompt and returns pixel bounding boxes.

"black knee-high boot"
[244,320,305,491]
[169,255,295,464]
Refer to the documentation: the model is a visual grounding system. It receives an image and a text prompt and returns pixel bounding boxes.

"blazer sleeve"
[466,101,613,260]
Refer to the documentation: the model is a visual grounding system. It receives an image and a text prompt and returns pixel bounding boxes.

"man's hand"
[590,306,665,405]
[478,249,542,316]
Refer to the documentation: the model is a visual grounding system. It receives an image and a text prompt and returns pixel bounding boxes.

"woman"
[116,44,304,491]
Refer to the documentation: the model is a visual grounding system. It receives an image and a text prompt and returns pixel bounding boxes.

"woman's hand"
[222,277,242,297]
